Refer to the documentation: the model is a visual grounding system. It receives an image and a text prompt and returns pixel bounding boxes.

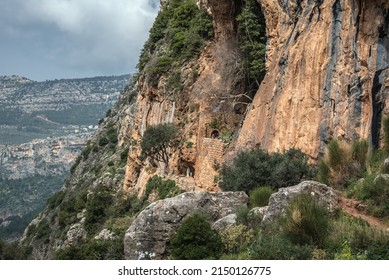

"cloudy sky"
[0,0,159,81]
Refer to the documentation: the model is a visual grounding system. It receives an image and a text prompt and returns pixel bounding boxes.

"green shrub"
[327,139,343,170]
[47,191,66,210]
[98,136,109,147]
[352,174,389,218]
[35,220,51,241]
[84,186,113,234]
[220,148,312,192]
[57,196,79,227]
[120,146,129,165]
[147,55,174,86]
[367,149,387,174]
[81,141,93,160]
[220,224,254,254]
[249,186,273,207]
[317,160,330,185]
[281,194,329,248]
[169,213,222,260]
[55,238,123,260]
[145,176,182,200]
[0,239,30,260]
[106,123,118,144]
[334,241,367,260]
[319,138,369,188]
[352,139,369,168]
[236,206,250,227]
[167,71,184,94]
[249,233,313,260]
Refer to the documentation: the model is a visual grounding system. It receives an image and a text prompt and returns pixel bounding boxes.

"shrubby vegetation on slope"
[138,0,213,87]
[220,148,313,192]
[316,116,389,221]
[170,213,222,260]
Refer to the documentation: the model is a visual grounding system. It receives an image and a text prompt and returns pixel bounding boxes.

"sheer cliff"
[20,0,389,259]
[238,0,389,160]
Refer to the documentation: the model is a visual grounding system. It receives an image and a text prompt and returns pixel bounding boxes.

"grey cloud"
[0,0,159,81]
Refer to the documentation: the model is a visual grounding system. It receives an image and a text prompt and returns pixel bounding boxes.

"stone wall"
[195,137,224,190]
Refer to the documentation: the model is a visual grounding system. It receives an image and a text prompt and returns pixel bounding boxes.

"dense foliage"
[169,213,222,260]
[55,238,123,260]
[218,194,389,260]
[138,0,213,85]
[249,186,273,207]
[0,239,30,260]
[84,185,113,234]
[236,0,267,93]
[281,194,329,248]
[141,123,180,171]
[145,175,182,200]
[220,148,312,192]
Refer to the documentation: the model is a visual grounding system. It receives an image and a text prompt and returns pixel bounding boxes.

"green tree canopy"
[236,0,267,93]
[169,213,222,259]
[141,123,180,171]
[220,148,312,192]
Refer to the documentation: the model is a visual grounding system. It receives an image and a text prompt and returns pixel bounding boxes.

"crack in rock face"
[238,0,389,160]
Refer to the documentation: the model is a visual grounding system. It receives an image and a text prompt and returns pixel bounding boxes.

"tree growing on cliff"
[236,0,267,93]
[141,123,180,174]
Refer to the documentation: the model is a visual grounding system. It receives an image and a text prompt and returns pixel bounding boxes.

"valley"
[0,74,130,240]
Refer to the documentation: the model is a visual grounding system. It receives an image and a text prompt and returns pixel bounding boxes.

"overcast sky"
[0,0,159,81]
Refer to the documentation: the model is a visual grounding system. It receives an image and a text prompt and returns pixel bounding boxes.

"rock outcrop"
[124,191,248,260]
[261,181,338,226]
[238,0,389,159]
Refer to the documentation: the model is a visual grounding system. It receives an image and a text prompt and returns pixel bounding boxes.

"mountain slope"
[19,0,389,259]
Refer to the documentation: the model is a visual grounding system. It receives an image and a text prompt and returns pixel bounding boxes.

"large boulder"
[124,191,248,260]
[261,181,338,226]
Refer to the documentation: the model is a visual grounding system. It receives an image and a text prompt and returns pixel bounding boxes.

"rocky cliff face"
[122,0,247,193]
[238,0,389,159]
[20,0,389,259]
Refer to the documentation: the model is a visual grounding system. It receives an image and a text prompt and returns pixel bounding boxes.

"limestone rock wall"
[123,0,245,194]
[238,0,389,159]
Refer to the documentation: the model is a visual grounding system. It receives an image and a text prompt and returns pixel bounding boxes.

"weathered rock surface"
[63,223,87,247]
[123,0,246,193]
[94,229,116,240]
[124,191,248,260]
[249,206,268,221]
[261,181,338,226]
[238,0,389,159]
[212,213,237,232]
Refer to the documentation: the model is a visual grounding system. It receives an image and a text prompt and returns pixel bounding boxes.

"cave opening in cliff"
[178,159,195,177]
[234,0,267,113]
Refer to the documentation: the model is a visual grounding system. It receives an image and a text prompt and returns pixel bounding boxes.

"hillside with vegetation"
[0,74,130,241]
[1,0,389,260]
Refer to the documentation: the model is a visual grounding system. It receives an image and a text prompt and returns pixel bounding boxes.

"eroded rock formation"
[238,0,389,159]
[123,191,247,259]
[261,180,338,226]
